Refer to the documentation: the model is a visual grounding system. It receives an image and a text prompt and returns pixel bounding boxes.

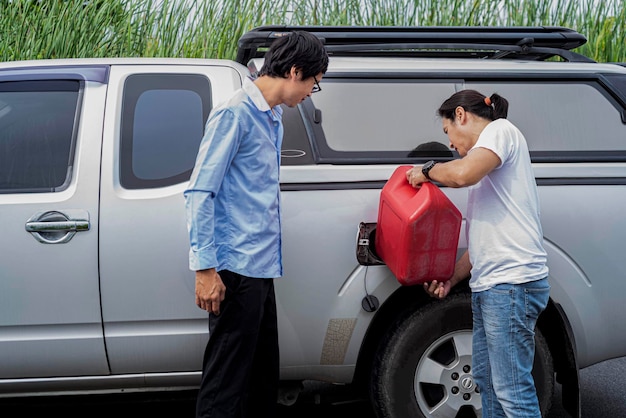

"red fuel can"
[375,165,462,285]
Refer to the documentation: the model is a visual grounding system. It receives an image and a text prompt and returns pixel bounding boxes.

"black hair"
[437,89,509,121]
[258,31,329,79]
[407,141,453,158]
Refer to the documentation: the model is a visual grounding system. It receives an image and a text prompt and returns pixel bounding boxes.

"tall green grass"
[0,0,624,62]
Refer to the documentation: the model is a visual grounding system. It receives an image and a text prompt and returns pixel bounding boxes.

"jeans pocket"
[524,280,550,323]
[480,286,514,331]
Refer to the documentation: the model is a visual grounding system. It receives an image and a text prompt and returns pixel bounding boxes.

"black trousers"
[196,270,279,418]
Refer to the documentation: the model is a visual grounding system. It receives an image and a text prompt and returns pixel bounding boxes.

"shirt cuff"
[189,248,218,271]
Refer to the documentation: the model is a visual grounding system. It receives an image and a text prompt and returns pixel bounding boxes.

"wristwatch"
[421,160,438,180]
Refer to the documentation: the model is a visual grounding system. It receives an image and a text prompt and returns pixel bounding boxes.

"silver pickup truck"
[1,26,626,418]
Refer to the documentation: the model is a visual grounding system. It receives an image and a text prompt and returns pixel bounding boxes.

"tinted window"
[0,80,79,193]
[603,73,626,98]
[121,74,211,189]
[602,73,626,122]
[280,102,315,165]
[312,80,455,154]
[312,78,626,163]
[466,81,626,153]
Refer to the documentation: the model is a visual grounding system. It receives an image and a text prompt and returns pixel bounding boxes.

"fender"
[540,300,580,417]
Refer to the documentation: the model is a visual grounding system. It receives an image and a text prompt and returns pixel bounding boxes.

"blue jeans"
[471,278,550,418]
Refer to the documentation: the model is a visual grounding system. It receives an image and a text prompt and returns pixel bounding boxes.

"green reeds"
[0,0,624,62]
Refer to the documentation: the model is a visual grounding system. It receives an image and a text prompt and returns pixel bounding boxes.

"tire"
[370,293,554,418]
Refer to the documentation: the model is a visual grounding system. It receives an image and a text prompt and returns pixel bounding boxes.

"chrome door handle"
[25,210,90,244]
[25,220,89,232]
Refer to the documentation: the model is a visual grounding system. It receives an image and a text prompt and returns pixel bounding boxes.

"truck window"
[280,101,315,165]
[601,73,626,123]
[312,80,456,155]
[0,80,79,193]
[120,74,211,189]
[312,77,626,163]
[466,81,626,154]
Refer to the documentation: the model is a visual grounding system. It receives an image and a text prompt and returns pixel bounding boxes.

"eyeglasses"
[312,76,322,94]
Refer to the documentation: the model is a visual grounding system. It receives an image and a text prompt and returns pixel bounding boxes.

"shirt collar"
[243,77,274,113]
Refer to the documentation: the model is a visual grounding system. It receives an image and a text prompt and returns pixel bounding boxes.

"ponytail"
[437,90,508,121]
[487,93,509,120]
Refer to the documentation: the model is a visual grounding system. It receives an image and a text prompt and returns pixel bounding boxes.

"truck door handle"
[25,210,90,244]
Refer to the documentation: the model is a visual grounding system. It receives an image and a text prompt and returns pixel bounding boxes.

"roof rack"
[236,25,593,65]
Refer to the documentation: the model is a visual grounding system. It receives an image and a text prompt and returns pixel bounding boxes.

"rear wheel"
[370,293,553,418]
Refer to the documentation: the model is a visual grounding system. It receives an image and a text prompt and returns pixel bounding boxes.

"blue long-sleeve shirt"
[184,78,283,278]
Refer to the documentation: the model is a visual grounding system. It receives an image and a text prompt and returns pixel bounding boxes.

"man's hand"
[424,251,471,299]
[406,166,428,188]
[423,280,453,299]
[195,269,226,315]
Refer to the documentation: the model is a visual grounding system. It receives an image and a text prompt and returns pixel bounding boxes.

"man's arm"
[407,147,501,188]
[185,108,240,313]
[423,250,471,299]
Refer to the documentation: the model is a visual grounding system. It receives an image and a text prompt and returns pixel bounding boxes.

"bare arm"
[423,250,471,299]
[407,147,501,188]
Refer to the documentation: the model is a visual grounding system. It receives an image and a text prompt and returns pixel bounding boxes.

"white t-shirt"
[466,118,549,292]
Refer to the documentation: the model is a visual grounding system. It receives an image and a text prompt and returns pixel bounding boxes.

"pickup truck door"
[99,64,244,376]
[0,70,109,379]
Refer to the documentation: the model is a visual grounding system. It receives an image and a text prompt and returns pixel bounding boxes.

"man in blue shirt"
[185,32,328,418]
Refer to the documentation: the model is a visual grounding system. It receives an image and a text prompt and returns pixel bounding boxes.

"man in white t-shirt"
[406,89,549,418]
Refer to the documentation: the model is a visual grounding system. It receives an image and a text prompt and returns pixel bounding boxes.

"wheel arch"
[353,284,581,418]
[352,280,471,391]
[538,299,581,417]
